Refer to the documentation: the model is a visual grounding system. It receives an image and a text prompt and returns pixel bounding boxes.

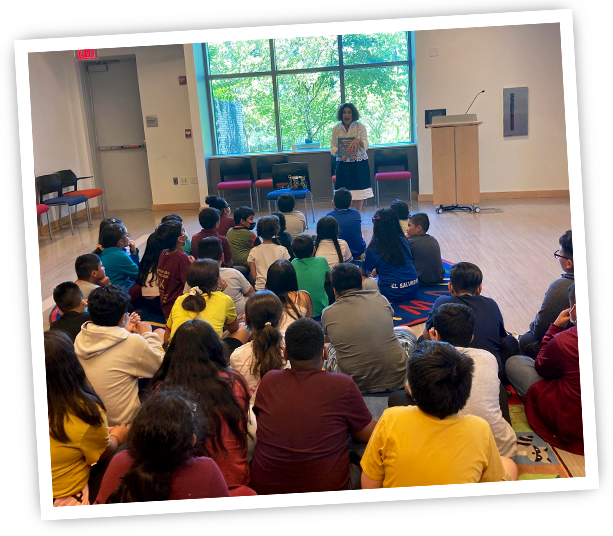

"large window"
[203,33,413,155]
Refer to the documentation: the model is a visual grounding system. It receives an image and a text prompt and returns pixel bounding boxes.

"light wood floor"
[36,195,584,476]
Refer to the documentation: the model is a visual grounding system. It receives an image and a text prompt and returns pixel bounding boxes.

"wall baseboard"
[417,190,570,202]
[41,206,101,231]
[151,202,201,211]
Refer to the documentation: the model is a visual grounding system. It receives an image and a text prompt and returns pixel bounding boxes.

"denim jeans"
[505,354,544,399]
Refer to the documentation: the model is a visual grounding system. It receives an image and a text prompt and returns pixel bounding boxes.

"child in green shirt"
[291,233,331,318]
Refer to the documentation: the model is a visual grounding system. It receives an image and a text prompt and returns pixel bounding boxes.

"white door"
[87,58,153,210]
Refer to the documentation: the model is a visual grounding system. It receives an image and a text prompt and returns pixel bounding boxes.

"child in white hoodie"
[74,285,165,426]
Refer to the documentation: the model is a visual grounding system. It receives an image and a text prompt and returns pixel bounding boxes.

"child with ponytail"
[230,291,288,401]
[165,259,247,352]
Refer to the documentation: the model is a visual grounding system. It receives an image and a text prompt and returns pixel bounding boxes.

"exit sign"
[75,49,98,61]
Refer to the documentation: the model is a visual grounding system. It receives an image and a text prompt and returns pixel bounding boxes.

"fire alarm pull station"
[185,129,192,139]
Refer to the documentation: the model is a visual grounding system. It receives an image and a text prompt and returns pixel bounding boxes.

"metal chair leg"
[304,198,309,229]
[75,204,79,224]
[249,188,253,209]
[268,200,271,214]
[68,206,75,235]
[309,192,315,223]
[57,205,62,229]
[47,211,52,239]
[409,178,413,207]
[376,182,380,206]
[85,200,92,227]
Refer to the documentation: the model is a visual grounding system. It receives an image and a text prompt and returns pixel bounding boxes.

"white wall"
[415,23,569,195]
[28,50,97,215]
[98,45,199,207]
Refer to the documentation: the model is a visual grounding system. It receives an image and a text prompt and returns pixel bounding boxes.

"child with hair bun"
[205,194,234,236]
[230,291,288,401]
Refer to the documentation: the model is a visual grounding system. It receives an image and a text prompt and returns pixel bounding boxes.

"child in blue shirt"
[326,188,366,258]
[94,222,139,290]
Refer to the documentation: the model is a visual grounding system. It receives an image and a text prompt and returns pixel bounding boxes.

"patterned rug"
[507,385,569,479]
[350,259,453,327]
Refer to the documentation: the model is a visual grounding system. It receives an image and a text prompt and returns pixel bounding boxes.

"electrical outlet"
[190,177,198,184]
[180,176,188,185]
[173,177,178,185]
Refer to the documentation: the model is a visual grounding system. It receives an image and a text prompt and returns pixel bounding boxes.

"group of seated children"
[46,190,582,506]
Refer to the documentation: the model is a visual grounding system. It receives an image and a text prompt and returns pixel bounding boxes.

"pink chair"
[36,204,52,239]
[374,148,413,207]
[217,157,254,208]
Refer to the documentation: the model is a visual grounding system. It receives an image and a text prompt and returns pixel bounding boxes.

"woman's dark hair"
[94,223,127,255]
[367,208,410,267]
[149,320,248,455]
[336,102,360,122]
[156,220,183,251]
[45,331,105,443]
[136,231,165,287]
[205,194,229,211]
[266,259,303,321]
[182,259,220,313]
[106,386,206,503]
[244,291,284,379]
[256,215,279,240]
[315,216,343,265]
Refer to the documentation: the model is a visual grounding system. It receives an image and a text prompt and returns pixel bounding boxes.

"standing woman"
[331,102,373,211]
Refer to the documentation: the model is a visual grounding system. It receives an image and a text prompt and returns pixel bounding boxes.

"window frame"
[202,33,414,155]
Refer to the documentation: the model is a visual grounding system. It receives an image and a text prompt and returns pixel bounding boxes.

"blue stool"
[267,188,315,226]
[267,162,316,225]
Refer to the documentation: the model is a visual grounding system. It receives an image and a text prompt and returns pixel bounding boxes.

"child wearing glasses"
[518,230,574,358]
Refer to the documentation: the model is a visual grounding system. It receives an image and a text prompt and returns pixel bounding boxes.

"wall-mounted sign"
[178,76,187,85]
[185,129,192,139]
[75,49,98,61]
[146,116,158,128]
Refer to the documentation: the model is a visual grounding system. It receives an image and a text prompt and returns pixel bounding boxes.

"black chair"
[217,157,254,208]
[56,169,105,221]
[267,162,315,225]
[374,148,413,206]
[255,155,288,211]
[37,173,90,235]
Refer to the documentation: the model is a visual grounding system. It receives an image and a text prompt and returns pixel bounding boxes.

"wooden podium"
[426,114,482,213]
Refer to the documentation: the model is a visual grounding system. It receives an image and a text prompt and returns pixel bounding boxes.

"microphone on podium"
[465,90,485,114]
